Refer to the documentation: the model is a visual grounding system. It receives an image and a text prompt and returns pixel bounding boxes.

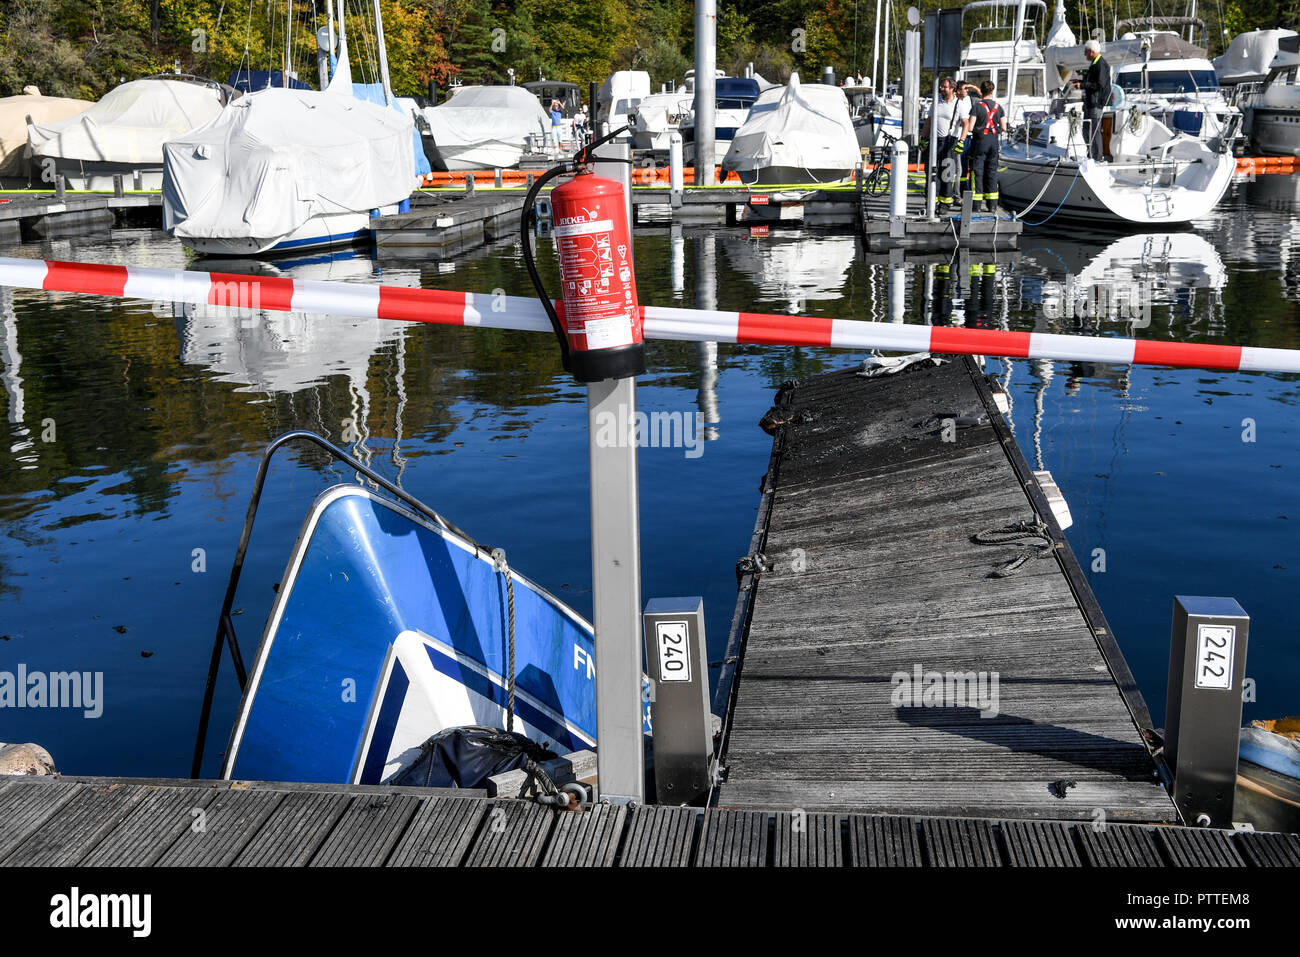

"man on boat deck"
[1082,39,1111,163]
[967,80,1006,214]
[920,77,969,211]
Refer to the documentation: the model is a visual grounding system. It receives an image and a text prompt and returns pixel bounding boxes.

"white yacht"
[956,0,1061,125]
[1241,34,1300,156]
[629,91,693,151]
[998,106,1234,226]
[681,76,761,167]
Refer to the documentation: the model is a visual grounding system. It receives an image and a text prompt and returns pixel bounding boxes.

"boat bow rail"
[190,430,488,778]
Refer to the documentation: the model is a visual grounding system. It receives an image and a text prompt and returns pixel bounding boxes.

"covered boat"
[1242,34,1300,157]
[0,88,91,178]
[629,91,693,151]
[722,72,859,185]
[681,75,760,167]
[26,75,229,190]
[420,85,550,170]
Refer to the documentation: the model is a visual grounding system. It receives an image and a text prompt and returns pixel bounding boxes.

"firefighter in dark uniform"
[967,79,1006,214]
[1081,39,1111,162]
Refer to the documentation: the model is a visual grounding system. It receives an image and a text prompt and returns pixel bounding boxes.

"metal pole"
[588,142,644,804]
[927,70,939,219]
[1007,0,1029,126]
[882,0,891,95]
[371,0,394,106]
[694,0,717,186]
[872,0,882,91]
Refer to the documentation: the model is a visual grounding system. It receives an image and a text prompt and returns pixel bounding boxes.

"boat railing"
[190,429,479,778]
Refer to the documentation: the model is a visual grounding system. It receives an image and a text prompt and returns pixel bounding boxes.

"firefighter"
[966,79,1006,214]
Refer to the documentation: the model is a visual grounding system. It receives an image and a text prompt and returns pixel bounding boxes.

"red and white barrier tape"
[3,257,1298,374]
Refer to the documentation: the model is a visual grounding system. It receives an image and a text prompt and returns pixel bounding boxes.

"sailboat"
[161,0,416,256]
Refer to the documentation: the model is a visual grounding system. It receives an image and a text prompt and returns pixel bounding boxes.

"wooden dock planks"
[713,359,1179,822]
[1,776,1287,867]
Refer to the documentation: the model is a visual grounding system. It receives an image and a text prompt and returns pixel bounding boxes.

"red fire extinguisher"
[546,170,645,382]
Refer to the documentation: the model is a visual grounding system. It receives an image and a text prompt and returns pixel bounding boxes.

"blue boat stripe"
[360,662,408,784]
[420,643,590,753]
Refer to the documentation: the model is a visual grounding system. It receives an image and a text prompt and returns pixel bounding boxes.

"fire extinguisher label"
[553,218,635,347]
[583,316,633,349]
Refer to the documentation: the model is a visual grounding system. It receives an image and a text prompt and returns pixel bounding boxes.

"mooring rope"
[972,519,1054,577]
[491,547,517,733]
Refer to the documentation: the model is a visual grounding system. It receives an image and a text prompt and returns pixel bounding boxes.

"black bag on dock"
[389,725,557,789]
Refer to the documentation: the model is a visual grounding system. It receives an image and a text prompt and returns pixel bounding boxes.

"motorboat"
[161,1,416,256]
[26,75,231,190]
[1214,29,1298,86]
[681,76,761,168]
[629,91,693,151]
[998,105,1235,226]
[522,77,582,149]
[0,87,90,179]
[1240,34,1300,156]
[722,73,859,185]
[597,71,650,138]
[419,85,550,170]
[196,427,650,786]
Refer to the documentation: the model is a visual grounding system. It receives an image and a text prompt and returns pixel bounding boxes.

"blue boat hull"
[224,486,607,784]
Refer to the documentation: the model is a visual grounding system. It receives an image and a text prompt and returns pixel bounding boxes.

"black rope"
[490,548,516,733]
[971,519,1054,577]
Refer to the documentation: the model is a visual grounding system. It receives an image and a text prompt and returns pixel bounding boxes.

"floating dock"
[2,775,1295,867]
[713,357,1176,821]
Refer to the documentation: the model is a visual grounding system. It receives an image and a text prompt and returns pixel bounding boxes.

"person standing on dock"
[968,80,1006,214]
[920,77,969,211]
[1082,40,1111,163]
[549,99,564,153]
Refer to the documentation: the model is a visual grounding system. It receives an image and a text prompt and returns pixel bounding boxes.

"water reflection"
[0,204,1297,776]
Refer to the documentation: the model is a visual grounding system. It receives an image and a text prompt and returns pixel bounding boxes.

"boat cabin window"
[962,70,992,90]
[1117,70,1220,94]
[1015,70,1043,97]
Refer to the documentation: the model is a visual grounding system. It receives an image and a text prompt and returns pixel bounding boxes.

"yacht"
[420,85,550,170]
[956,0,1060,125]
[1241,34,1300,156]
[681,76,761,168]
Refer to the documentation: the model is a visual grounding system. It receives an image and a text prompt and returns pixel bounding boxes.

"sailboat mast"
[882,0,891,94]
[372,0,394,106]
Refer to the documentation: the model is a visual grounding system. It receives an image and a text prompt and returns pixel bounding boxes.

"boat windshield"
[1118,70,1219,94]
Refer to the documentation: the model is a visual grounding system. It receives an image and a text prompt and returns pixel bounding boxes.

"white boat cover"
[723,73,858,174]
[420,85,549,150]
[597,71,651,112]
[0,91,91,175]
[1215,29,1299,83]
[27,78,224,165]
[162,86,414,242]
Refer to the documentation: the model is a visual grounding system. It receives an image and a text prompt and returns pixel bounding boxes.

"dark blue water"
[0,179,1297,778]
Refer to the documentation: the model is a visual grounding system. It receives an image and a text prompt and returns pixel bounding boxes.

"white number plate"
[1194,624,1235,690]
[655,620,691,683]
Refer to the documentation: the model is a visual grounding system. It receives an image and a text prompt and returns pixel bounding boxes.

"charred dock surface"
[2,775,1293,867]
[713,358,1178,822]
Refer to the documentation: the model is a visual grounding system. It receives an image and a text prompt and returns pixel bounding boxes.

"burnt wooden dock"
[2,775,1294,867]
[713,358,1178,822]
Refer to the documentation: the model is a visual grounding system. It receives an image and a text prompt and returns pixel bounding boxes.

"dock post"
[113,174,124,198]
[1164,596,1250,828]
[132,169,143,191]
[889,137,908,239]
[693,0,717,186]
[643,598,713,805]
[54,175,65,200]
[465,174,475,196]
[668,132,684,209]
[587,141,644,805]
[494,168,502,188]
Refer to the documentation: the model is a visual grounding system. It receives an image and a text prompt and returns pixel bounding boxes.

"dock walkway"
[714,358,1179,822]
[2,775,1293,867]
